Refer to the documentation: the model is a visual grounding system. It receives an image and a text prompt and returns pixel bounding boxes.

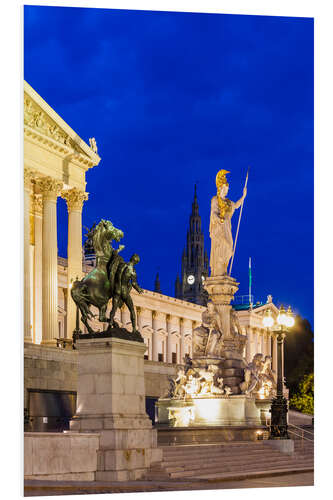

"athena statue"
[209,169,247,276]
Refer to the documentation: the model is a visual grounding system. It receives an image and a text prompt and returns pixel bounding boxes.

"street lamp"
[262,305,295,439]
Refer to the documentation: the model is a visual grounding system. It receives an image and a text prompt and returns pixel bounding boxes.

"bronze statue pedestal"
[69,336,162,481]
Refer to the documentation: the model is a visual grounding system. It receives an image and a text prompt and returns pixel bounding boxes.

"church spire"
[154,272,161,293]
[175,185,208,306]
[175,274,181,299]
[191,183,199,216]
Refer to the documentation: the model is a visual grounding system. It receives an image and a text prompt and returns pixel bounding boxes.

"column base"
[40,339,58,347]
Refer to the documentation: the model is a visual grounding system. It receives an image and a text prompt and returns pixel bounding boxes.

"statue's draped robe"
[209,195,236,276]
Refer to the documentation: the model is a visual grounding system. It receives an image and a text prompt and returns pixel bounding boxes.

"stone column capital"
[31,193,43,216]
[36,176,63,202]
[61,187,89,212]
[152,311,165,321]
[24,168,35,190]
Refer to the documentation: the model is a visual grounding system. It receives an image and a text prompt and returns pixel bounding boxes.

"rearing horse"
[71,219,124,334]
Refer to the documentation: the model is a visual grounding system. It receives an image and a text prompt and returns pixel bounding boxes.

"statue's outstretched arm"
[116,244,125,253]
[132,279,143,294]
[234,187,247,209]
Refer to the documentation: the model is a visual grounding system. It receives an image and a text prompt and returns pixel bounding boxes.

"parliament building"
[24,81,280,431]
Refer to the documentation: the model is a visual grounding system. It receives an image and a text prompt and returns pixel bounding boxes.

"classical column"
[24,168,34,342]
[258,330,262,354]
[180,318,185,363]
[267,332,272,357]
[32,194,43,344]
[36,176,63,345]
[61,188,88,337]
[252,328,257,355]
[152,311,159,361]
[166,315,172,363]
[245,327,252,362]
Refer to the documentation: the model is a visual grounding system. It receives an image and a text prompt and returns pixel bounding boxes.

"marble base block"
[70,336,162,481]
[157,394,261,427]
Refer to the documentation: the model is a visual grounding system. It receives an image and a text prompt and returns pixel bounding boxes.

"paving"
[24,470,314,496]
[24,435,314,496]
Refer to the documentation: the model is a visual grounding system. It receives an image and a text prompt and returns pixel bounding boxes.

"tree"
[289,373,314,415]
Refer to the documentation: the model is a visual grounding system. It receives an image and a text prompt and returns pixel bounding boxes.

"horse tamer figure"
[71,219,143,334]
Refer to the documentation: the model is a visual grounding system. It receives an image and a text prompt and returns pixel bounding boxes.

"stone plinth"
[70,336,162,481]
[204,274,239,340]
[255,398,273,425]
[157,395,261,427]
[24,432,99,481]
[204,274,244,394]
[221,357,245,395]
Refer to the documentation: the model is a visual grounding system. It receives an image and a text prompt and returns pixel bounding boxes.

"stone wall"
[24,344,177,405]
[24,343,78,408]
[144,361,179,398]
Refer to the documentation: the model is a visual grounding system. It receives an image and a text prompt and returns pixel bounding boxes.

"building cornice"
[24,81,101,169]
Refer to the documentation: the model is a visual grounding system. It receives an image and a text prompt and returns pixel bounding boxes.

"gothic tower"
[175,185,209,306]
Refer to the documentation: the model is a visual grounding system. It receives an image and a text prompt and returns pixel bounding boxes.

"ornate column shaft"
[37,176,63,345]
[61,188,88,338]
[180,318,185,363]
[268,332,272,357]
[32,194,43,344]
[24,168,34,342]
[152,312,159,361]
[204,275,239,341]
[245,327,252,362]
[166,315,173,363]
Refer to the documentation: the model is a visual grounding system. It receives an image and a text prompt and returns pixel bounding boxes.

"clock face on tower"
[187,274,195,285]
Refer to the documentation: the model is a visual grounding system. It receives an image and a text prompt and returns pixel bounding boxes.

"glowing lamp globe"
[277,306,287,326]
[285,306,295,328]
[263,311,274,328]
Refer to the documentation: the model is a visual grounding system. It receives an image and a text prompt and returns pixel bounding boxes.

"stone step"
[162,455,314,474]
[168,459,314,479]
[162,449,292,467]
[146,461,314,481]
[162,443,266,456]
[147,440,314,480]
[163,441,313,456]
[163,448,289,462]
[161,441,263,451]
[195,465,314,480]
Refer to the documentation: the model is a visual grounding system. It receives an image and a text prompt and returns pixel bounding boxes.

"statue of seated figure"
[192,302,223,357]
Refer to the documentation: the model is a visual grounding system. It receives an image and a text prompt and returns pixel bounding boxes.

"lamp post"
[71,277,82,349]
[262,305,295,439]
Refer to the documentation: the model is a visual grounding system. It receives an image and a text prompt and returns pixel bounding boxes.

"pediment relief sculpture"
[24,95,87,157]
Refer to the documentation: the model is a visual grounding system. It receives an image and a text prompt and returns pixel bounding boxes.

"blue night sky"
[24,6,314,327]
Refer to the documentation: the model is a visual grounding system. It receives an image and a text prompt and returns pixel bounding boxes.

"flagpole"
[249,257,252,308]
[228,168,249,276]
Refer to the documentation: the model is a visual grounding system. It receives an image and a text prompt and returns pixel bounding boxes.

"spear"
[228,168,249,276]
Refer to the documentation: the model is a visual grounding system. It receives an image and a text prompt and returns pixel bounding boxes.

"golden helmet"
[215,169,230,190]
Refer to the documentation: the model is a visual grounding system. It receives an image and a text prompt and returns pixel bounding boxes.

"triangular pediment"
[24,81,100,164]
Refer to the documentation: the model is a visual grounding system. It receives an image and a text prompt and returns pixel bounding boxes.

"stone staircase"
[145,440,314,480]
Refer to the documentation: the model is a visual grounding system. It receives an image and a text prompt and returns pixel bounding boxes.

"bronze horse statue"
[71,219,143,334]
